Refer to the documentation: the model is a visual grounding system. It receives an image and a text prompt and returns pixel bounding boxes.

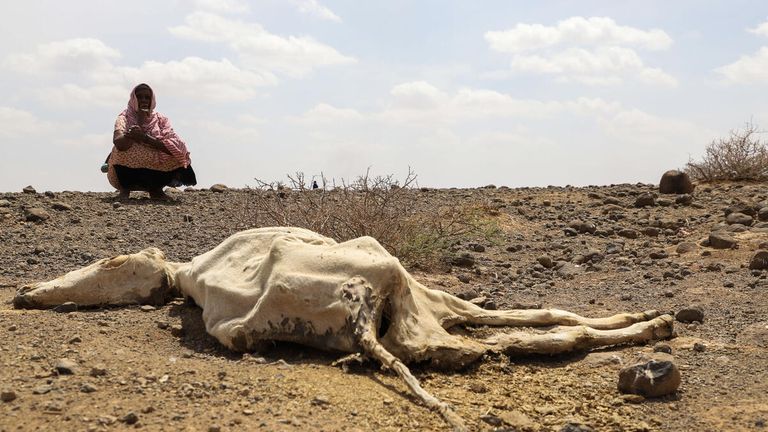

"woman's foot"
[117,190,130,200]
[149,189,172,201]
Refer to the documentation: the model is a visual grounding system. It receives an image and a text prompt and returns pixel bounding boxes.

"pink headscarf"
[122,83,191,168]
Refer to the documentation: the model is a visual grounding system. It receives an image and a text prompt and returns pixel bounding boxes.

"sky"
[2,0,768,192]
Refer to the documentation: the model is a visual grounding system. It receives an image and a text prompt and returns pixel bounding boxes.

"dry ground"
[0,183,767,431]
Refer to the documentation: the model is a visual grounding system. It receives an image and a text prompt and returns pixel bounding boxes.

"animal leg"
[341,277,468,432]
[484,314,674,356]
[418,285,661,330]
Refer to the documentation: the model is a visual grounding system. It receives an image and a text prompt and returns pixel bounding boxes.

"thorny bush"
[239,169,503,269]
[686,122,768,182]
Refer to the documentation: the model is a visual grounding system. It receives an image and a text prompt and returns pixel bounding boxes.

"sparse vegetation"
[241,168,504,268]
[686,121,768,182]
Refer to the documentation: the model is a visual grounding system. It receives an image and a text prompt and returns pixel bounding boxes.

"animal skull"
[14,227,674,431]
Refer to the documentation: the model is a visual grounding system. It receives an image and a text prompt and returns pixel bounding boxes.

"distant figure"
[106,83,196,200]
[659,170,694,194]
[312,180,319,189]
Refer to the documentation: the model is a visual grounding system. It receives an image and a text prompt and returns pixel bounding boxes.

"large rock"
[709,232,737,249]
[22,185,36,194]
[209,184,228,193]
[748,250,768,270]
[618,360,681,397]
[659,170,694,194]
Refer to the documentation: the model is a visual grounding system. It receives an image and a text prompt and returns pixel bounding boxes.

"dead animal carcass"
[14,227,673,431]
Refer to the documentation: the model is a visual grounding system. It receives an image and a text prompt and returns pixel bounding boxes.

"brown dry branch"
[685,121,768,182]
[240,169,500,269]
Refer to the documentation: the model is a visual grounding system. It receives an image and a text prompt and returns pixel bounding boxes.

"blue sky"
[1,0,768,191]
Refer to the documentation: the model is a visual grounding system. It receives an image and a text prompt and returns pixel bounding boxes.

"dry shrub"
[686,122,768,182]
[240,169,502,269]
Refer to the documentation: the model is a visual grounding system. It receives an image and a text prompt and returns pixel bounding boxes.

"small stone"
[456,274,471,283]
[693,342,706,352]
[537,255,554,268]
[24,207,50,222]
[53,302,78,313]
[210,184,228,193]
[1,390,17,402]
[676,242,697,254]
[311,395,331,406]
[121,413,139,425]
[620,293,632,301]
[8,325,17,331]
[112,202,122,209]
[649,250,668,259]
[676,307,704,323]
[33,385,52,395]
[81,383,98,393]
[654,343,672,354]
[456,288,479,301]
[749,251,768,270]
[634,193,656,208]
[480,414,503,426]
[170,324,185,337]
[618,229,639,239]
[22,185,36,194]
[68,335,82,344]
[139,305,156,312]
[51,202,72,211]
[450,253,475,268]
[89,366,108,377]
[618,360,681,397]
[468,382,488,393]
[183,214,194,222]
[709,232,737,249]
[726,212,753,226]
[156,321,169,330]
[55,358,78,375]
[560,422,595,432]
[209,425,222,432]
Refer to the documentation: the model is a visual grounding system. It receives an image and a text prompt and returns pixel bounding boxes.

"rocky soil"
[1,182,767,431]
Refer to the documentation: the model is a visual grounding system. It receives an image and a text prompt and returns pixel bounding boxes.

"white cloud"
[292,0,342,22]
[169,12,355,77]
[749,19,768,37]
[485,17,674,86]
[4,38,120,76]
[193,0,249,14]
[0,106,68,138]
[38,84,127,108]
[716,47,768,84]
[485,16,672,53]
[509,46,677,86]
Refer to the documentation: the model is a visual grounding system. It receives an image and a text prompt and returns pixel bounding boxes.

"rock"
[1,390,17,402]
[676,242,697,254]
[654,343,672,354]
[693,342,706,352]
[139,305,156,312]
[560,422,595,432]
[209,425,222,432]
[480,414,503,426]
[53,302,78,313]
[80,383,98,393]
[121,413,139,425]
[618,360,681,397]
[649,250,668,259]
[537,255,554,268]
[51,202,72,211]
[44,191,55,198]
[569,220,596,234]
[32,385,52,395]
[659,170,694,194]
[0,199,10,207]
[749,251,768,270]
[634,193,656,208]
[675,194,693,206]
[736,322,768,347]
[759,207,768,222]
[709,232,737,249]
[563,227,578,237]
[642,227,661,237]
[183,214,194,222]
[311,395,331,406]
[557,262,583,279]
[456,288,480,301]
[456,274,471,283]
[449,253,475,268]
[726,212,753,226]
[618,229,639,239]
[676,306,704,323]
[24,208,50,222]
[55,358,78,375]
[468,243,485,252]
[210,184,228,193]
[22,185,36,194]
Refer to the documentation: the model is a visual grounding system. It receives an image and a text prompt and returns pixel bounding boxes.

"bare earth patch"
[1,183,767,431]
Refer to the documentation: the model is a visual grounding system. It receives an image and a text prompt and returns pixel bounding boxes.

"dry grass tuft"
[238,169,503,269]
[686,121,768,182]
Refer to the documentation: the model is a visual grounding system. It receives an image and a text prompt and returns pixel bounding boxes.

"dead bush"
[686,122,768,182]
[239,168,502,269]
